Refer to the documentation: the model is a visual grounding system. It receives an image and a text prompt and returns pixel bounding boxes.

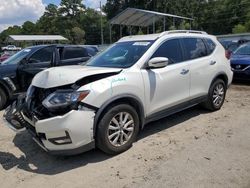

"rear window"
[182,38,207,60]
[63,47,87,60]
[205,38,216,55]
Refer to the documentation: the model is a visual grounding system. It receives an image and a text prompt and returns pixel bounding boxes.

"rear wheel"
[96,104,139,155]
[202,79,226,111]
[0,87,7,110]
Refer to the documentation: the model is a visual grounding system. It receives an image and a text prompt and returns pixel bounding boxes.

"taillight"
[225,50,232,60]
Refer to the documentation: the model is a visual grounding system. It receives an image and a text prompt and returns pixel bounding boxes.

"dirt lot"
[0,84,250,188]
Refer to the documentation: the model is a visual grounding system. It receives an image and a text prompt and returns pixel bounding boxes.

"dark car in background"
[0,44,98,109]
[230,42,250,80]
[219,39,249,59]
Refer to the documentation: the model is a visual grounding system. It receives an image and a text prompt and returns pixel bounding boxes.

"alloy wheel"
[107,112,135,147]
[212,83,225,107]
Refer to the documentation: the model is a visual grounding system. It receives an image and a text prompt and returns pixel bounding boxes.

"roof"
[118,30,208,42]
[217,33,250,41]
[7,35,68,42]
[217,33,250,38]
[109,8,194,27]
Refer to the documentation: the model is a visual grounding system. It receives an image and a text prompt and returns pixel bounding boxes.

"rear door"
[17,46,54,90]
[59,47,90,66]
[181,37,217,99]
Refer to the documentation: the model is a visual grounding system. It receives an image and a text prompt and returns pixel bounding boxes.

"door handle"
[180,69,189,75]
[210,60,217,65]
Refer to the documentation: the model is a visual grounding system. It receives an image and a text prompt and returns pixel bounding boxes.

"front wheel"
[202,79,226,111]
[96,104,140,155]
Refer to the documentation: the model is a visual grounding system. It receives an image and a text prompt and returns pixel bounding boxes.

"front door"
[141,38,190,117]
[17,46,54,90]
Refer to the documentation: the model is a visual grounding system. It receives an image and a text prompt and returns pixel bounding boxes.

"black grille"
[231,64,249,70]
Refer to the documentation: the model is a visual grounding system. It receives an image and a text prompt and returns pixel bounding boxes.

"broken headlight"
[42,90,90,109]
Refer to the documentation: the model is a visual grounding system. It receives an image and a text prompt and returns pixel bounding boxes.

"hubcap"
[213,83,224,107]
[107,112,135,147]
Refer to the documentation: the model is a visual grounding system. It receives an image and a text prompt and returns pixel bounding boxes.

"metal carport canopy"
[109,8,194,27]
[7,35,68,42]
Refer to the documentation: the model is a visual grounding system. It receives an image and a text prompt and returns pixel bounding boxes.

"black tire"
[96,104,140,155]
[202,79,226,111]
[0,87,7,110]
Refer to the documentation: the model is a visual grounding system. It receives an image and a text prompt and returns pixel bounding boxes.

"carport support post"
[120,25,123,38]
[153,16,155,33]
[163,17,166,31]
[109,24,112,44]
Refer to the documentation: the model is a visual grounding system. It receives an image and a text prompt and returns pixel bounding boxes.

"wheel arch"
[93,94,145,138]
[0,80,12,99]
[210,72,228,88]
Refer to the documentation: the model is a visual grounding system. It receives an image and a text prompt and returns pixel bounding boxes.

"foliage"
[71,27,85,44]
[232,24,247,33]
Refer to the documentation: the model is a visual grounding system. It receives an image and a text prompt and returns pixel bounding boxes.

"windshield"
[86,41,153,68]
[234,44,250,55]
[2,48,31,65]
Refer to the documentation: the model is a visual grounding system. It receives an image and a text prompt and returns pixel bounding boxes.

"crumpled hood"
[32,65,122,88]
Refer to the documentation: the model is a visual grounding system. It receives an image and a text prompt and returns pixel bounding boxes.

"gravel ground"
[0,84,250,188]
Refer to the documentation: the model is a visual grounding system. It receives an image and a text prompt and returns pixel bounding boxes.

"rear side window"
[152,39,183,64]
[205,38,216,55]
[182,38,207,60]
[63,47,87,60]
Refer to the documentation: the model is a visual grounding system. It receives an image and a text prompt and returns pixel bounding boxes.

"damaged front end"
[4,94,27,132]
[3,68,121,154]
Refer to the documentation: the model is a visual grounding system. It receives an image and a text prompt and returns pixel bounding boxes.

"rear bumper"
[4,103,96,155]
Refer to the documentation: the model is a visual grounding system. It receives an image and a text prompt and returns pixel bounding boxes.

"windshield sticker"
[133,42,151,46]
[24,49,31,52]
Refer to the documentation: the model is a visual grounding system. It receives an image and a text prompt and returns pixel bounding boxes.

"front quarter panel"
[78,68,145,109]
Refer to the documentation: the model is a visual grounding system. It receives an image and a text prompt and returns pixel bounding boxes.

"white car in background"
[1,45,21,51]
[5,30,233,155]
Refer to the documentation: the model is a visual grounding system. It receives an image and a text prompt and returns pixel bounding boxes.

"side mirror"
[147,57,169,69]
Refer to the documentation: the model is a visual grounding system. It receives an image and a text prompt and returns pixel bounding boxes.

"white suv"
[5,30,233,155]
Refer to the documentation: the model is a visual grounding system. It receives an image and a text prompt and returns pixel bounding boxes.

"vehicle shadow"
[0,106,209,175]
[139,106,209,140]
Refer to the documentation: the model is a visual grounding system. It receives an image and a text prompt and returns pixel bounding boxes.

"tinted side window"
[63,47,87,60]
[205,38,216,55]
[29,47,53,63]
[152,39,183,64]
[182,38,207,60]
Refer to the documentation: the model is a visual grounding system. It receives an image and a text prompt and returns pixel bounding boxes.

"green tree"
[59,0,85,17]
[36,4,59,34]
[71,27,85,44]
[232,24,247,33]
[22,21,36,34]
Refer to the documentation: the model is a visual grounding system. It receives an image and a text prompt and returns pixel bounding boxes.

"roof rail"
[159,30,207,37]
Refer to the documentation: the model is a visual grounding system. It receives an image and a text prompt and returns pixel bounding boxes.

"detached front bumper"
[4,101,96,155]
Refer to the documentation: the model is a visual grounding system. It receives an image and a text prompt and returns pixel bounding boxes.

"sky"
[0,0,107,32]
